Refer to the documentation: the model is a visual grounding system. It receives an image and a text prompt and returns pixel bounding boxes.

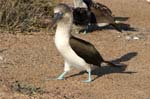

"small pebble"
[133,36,140,40]
[0,56,3,60]
[117,35,121,38]
[125,36,132,40]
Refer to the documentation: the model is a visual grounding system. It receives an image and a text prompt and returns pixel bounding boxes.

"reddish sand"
[0,0,150,99]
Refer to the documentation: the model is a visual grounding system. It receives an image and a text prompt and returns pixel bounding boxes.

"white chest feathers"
[54,30,87,67]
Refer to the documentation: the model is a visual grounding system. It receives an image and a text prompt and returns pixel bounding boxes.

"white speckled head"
[54,3,72,14]
[73,0,88,8]
[50,4,73,29]
[54,4,73,25]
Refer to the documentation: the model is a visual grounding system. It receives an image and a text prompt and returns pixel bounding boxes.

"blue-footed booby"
[50,3,119,82]
[73,0,122,33]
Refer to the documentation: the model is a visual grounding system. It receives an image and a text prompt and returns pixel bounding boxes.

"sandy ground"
[0,0,150,99]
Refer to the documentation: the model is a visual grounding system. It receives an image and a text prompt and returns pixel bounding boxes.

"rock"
[0,56,3,61]
[125,36,132,40]
[133,36,140,40]
[125,36,141,40]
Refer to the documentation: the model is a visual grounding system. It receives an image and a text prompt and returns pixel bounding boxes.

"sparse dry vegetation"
[0,0,57,33]
[11,81,47,95]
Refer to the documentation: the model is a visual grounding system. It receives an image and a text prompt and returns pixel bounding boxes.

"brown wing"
[91,2,115,23]
[92,2,112,15]
[70,36,104,66]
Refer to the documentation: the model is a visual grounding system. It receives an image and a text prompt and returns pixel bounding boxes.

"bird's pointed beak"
[49,12,63,29]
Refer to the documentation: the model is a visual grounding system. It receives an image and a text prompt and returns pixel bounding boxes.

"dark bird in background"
[73,0,122,33]
[49,3,121,82]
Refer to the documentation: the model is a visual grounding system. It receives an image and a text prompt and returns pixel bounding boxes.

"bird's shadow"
[107,23,137,32]
[79,17,137,33]
[67,52,138,81]
[114,16,129,22]
[93,23,136,32]
[104,17,137,32]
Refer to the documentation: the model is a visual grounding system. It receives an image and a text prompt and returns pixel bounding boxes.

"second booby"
[73,0,122,33]
[50,3,119,82]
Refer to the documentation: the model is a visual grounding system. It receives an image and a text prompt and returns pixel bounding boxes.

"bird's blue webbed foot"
[56,71,68,80]
[44,71,67,81]
[82,70,92,83]
[56,76,65,80]
[82,79,92,83]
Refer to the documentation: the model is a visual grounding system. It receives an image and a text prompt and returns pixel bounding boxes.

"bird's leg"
[83,23,92,34]
[82,68,92,83]
[57,71,68,80]
[83,11,93,34]
[57,61,71,80]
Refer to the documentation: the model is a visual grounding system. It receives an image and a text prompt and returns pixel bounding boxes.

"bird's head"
[49,3,72,28]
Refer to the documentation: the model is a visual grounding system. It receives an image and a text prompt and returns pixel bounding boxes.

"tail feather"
[110,23,122,33]
[103,60,119,67]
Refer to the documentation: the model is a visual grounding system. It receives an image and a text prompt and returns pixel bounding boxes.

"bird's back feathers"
[70,36,104,66]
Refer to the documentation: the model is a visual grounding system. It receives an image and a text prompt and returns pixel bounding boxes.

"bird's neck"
[55,19,72,44]
[73,0,87,8]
